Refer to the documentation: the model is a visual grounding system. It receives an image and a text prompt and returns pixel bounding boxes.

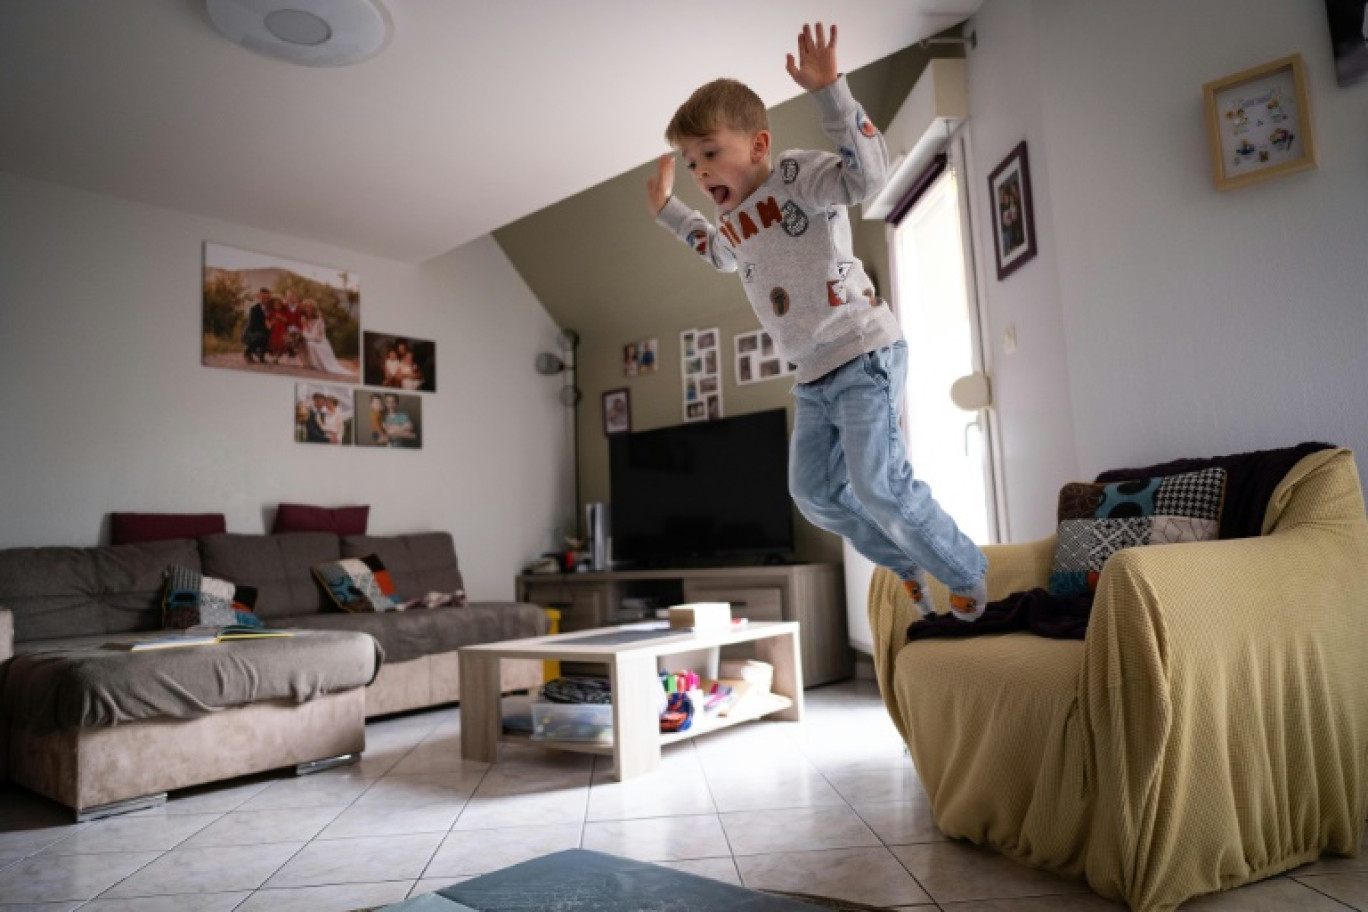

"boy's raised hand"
[786,22,839,92]
[646,153,674,216]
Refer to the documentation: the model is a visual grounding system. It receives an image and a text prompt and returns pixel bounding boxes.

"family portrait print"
[203,243,360,382]
[363,332,436,393]
[623,338,658,377]
[603,388,631,436]
[295,383,354,446]
[354,390,423,449]
[987,142,1037,280]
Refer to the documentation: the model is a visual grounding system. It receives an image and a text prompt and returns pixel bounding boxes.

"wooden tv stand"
[516,563,851,686]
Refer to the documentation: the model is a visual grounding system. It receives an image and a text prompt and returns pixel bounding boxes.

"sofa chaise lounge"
[0,530,546,819]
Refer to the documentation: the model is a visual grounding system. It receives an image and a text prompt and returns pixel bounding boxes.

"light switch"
[1003,324,1018,354]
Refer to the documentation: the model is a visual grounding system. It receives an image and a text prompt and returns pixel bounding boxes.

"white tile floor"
[0,679,1365,910]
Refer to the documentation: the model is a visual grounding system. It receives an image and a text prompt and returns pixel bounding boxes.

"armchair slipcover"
[868,447,1368,912]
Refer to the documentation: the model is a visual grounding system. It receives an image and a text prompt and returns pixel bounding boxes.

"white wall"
[963,0,1081,542]
[0,172,574,600]
[1036,0,1368,478]
[966,0,1368,539]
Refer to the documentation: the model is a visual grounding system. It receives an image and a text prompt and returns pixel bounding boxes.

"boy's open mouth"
[710,185,731,207]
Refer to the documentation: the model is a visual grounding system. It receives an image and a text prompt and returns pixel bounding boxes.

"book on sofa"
[103,625,293,651]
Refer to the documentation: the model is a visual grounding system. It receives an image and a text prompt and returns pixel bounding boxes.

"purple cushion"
[272,504,370,536]
[110,513,226,546]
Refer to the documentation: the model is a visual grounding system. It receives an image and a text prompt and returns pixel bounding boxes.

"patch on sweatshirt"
[780,201,809,237]
[839,147,860,173]
[827,281,846,307]
[686,229,707,256]
[743,263,756,283]
[857,110,878,138]
[779,158,800,183]
[770,287,791,316]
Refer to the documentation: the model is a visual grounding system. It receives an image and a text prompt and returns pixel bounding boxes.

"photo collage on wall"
[680,327,723,422]
[201,241,431,450]
[734,329,796,385]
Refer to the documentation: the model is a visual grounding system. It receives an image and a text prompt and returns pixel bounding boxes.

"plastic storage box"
[530,701,613,744]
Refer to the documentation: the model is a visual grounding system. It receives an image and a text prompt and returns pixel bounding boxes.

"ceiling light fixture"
[206,0,392,67]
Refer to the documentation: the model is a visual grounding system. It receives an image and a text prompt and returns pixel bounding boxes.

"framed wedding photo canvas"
[987,142,1037,281]
[1204,54,1316,191]
[202,242,360,382]
[295,383,353,446]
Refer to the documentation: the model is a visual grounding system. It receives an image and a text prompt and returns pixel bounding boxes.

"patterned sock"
[901,570,936,619]
[948,577,988,622]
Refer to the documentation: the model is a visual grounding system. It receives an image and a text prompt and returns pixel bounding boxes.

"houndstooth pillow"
[1050,467,1226,596]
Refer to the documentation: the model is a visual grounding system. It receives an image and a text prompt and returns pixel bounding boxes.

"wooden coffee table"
[458,621,803,780]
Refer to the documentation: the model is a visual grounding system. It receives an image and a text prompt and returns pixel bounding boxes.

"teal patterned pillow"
[162,565,263,630]
[312,554,401,613]
[1050,467,1226,596]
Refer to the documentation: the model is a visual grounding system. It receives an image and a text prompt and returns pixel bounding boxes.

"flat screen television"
[608,408,795,567]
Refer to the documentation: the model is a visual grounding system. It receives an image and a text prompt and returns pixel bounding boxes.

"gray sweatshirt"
[657,76,902,384]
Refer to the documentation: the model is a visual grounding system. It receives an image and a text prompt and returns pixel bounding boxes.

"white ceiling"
[0,1,980,263]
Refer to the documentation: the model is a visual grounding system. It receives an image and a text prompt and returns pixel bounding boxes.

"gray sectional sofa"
[0,531,546,819]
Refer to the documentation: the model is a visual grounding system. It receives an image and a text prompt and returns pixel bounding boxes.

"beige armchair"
[868,447,1368,912]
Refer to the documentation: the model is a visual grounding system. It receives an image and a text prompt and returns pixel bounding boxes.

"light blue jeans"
[789,341,987,589]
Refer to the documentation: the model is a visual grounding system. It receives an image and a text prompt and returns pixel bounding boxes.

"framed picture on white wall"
[295,383,353,446]
[987,142,1037,281]
[203,242,361,383]
[1203,54,1317,192]
[354,390,422,449]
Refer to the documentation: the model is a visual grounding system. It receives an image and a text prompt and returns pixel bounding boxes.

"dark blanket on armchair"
[907,441,1336,642]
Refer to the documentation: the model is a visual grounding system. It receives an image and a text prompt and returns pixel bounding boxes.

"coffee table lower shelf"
[461,620,804,780]
[501,692,794,756]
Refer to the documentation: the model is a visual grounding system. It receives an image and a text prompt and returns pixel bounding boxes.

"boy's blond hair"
[665,78,769,147]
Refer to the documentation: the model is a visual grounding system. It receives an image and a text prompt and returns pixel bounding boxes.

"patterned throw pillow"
[1050,467,1226,595]
[162,565,264,630]
[312,554,401,612]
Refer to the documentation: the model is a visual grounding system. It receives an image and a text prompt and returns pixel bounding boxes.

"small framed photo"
[353,390,422,449]
[363,331,436,392]
[1204,54,1316,191]
[295,383,353,446]
[987,141,1037,281]
[603,388,631,436]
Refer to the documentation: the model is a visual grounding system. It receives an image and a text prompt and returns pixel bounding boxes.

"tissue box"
[718,659,773,694]
[667,602,732,629]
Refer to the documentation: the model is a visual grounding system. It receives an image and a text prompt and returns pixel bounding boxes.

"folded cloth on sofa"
[907,441,1337,642]
[907,588,1091,641]
[271,602,548,665]
[4,629,383,731]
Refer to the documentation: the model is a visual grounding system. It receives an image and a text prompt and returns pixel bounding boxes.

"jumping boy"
[647,23,988,620]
